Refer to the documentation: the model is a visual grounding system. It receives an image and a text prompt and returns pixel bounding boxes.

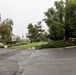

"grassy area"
[10,42,47,49]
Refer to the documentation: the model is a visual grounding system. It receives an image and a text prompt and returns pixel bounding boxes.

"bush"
[40,40,76,49]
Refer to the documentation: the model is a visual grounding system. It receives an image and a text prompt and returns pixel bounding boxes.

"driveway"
[0,48,76,75]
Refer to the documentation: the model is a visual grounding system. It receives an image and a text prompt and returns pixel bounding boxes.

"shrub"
[40,40,76,49]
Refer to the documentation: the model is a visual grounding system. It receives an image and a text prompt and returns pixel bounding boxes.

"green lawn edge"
[10,42,47,49]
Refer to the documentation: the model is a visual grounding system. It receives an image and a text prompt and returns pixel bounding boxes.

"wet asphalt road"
[0,48,76,75]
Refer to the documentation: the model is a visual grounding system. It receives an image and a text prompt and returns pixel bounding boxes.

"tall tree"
[0,18,13,40]
[65,0,76,40]
[54,0,64,23]
[27,23,44,42]
[44,0,65,40]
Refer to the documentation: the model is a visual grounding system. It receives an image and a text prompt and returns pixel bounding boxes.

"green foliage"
[67,0,76,5]
[0,18,13,41]
[65,0,76,40]
[44,0,65,40]
[27,23,44,42]
[16,35,22,43]
[54,0,64,23]
[40,32,50,42]
[49,21,64,40]
[40,40,76,49]
[44,0,76,40]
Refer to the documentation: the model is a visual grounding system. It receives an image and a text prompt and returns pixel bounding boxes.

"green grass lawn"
[10,42,47,49]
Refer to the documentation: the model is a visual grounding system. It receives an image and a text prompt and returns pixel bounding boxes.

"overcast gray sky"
[0,0,61,37]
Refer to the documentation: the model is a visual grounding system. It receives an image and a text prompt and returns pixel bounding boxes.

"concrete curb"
[65,46,76,49]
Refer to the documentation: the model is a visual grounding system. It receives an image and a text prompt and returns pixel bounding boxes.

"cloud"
[0,0,61,37]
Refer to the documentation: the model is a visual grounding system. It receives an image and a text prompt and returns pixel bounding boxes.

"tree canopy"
[27,23,44,42]
[43,0,76,40]
[65,0,76,40]
[0,17,13,41]
[44,0,65,40]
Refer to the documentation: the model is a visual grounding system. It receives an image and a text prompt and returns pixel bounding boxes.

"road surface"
[0,48,76,75]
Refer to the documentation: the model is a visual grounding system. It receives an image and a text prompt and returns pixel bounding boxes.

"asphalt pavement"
[0,48,76,75]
